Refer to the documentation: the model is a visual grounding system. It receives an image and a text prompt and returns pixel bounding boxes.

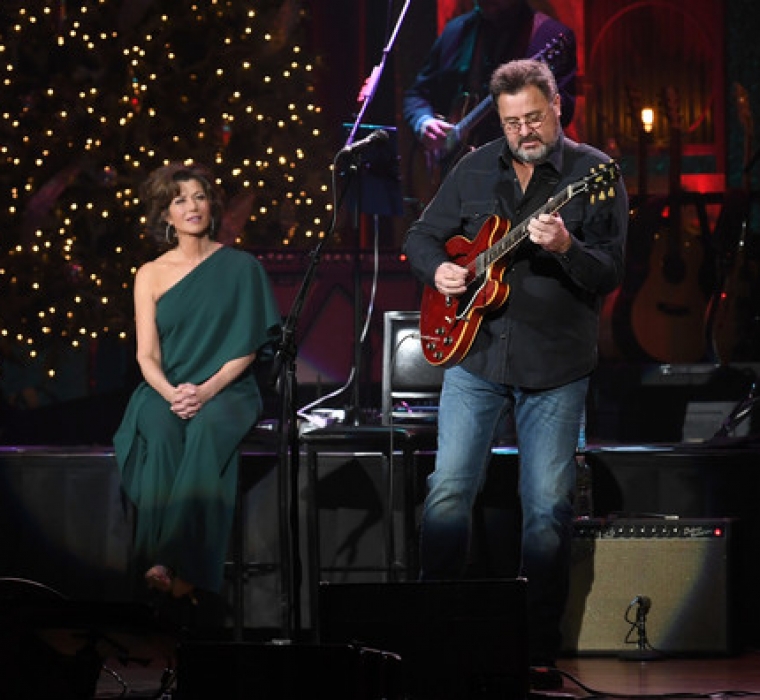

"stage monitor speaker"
[318,579,530,700]
[175,641,402,700]
[561,518,736,655]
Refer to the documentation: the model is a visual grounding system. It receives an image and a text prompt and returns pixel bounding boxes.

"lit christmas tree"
[0,0,332,380]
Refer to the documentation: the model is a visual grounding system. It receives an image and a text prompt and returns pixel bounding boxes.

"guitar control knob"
[443,337,452,345]
[434,352,443,360]
[435,327,445,335]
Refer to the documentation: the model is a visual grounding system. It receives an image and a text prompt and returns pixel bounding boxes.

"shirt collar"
[499,130,565,177]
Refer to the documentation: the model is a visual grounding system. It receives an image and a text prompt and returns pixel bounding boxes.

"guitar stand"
[712,381,758,439]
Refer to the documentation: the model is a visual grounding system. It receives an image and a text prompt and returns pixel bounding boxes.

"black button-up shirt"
[404,132,628,390]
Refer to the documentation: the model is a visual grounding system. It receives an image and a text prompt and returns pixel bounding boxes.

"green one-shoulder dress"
[113,246,280,593]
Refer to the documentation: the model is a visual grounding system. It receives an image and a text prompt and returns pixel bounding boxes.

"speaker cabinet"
[318,579,530,700]
[175,642,401,700]
[561,518,736,655]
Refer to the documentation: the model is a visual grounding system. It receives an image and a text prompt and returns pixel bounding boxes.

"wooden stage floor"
[557,652,760,698]
[93,647,760,698]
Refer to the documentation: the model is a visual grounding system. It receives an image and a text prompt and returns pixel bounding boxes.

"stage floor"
[92,647,760,698]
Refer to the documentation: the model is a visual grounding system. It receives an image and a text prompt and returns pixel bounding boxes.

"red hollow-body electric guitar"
[419,162,621,367]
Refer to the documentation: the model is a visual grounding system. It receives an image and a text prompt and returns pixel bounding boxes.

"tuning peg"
[608,187,615,197]
[598,191,606,201]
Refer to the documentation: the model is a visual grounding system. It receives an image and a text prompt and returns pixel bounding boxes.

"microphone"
[338,129,389,157]
[633,595,651,615]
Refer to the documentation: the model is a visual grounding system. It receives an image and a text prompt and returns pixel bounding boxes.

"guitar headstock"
[625,83,644,132]
[735,82,754,140]
[662,85,683,132]
[535,32,570,71]
[583,161,621,204]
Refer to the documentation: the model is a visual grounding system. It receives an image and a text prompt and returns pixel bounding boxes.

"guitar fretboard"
[476,184,581,274]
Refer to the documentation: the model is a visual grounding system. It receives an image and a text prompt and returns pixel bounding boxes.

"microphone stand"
[619,596,661,661]
[341,0,412,426]
[346,0,411,146]
[269,157,365,640]
[712,382,757,440]
[270,4,413,631]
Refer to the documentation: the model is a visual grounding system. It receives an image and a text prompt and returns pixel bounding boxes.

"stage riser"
[1,445,758,649]
[235,450,520,629]
[0,452,135,601]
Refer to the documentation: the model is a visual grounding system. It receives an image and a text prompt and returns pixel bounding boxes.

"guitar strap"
[455,18,479,97]
[458,8,549,99]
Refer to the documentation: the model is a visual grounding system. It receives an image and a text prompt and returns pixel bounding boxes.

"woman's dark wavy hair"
[140,162,225,247]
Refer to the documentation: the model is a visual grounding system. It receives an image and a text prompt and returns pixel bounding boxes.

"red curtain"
[438,0,473,32]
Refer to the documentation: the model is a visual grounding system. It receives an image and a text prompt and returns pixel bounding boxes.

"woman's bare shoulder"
[135,252,176,299]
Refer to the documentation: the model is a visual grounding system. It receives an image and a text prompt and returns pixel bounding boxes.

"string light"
[0,0,332,363]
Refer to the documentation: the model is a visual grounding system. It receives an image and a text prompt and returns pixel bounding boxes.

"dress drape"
[113,246,280,592]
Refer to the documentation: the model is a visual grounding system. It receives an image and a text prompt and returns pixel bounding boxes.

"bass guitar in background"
[407,33,572,208]
[705,83,760,363]
[629,86,711,364]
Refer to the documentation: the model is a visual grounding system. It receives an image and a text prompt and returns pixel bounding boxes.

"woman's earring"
[209,217,216,239]
[165,223,175,244]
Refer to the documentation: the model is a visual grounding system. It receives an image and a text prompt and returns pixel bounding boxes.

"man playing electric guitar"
[403,0,576,188]
[404,59,627,691]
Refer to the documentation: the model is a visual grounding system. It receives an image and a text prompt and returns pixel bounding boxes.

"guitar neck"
[667,122,683,239]
[478,184,576,270]
[669,125,681,195]
[448,95,494,154]
[447,34,568,157]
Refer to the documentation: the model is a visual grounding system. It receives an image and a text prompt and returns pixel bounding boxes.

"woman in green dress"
[114,162,280,604]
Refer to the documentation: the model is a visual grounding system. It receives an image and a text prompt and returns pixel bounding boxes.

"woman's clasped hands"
[171,383,203,420]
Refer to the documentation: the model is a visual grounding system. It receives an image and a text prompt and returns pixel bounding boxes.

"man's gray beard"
[510,134,558,164]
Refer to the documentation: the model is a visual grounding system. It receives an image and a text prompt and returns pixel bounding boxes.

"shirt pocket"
[559,199,586,238]
[460,200,497,239]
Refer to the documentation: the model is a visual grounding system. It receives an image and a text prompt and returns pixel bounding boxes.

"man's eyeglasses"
[502,110,549,133]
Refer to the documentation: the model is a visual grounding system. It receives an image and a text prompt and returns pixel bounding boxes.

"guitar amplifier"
[561,518,736,655]
[381,311,444,425]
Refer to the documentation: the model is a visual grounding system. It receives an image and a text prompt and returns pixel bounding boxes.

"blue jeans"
[420,364,588,661]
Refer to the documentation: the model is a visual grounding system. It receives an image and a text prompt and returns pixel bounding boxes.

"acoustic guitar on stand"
[706,83,760,363]
[419,162,620,367]
[630,86,708,363]
[599,84,649,360]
